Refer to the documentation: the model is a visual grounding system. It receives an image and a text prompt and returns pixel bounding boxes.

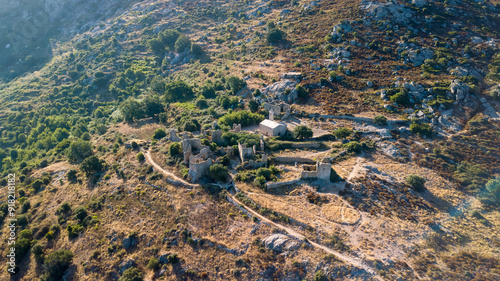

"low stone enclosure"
[266,158,334,189]
[300,158,332,181]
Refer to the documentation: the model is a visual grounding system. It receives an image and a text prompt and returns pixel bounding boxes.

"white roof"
[260,119,286,129]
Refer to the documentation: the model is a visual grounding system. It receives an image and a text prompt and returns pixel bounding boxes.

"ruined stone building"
[300,158,332,181]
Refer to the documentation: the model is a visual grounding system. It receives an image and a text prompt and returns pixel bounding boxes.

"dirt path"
[142,148,198,188]
[229,191,383,281]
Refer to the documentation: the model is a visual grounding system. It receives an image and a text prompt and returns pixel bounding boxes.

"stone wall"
[188,158,213,182]
[272,157,316,164]
[266,178,300,189]
[291,142,321,149]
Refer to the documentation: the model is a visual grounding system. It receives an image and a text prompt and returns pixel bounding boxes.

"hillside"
[0,0,499,280]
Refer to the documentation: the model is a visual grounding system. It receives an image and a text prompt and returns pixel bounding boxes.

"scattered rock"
[360,1,413,23]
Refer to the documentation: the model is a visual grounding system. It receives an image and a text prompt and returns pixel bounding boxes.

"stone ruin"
[169,129,181,142]
[263,102,291,120]
[238,141,268,169]
[238,142,254,163]
[211,129,223,145]
[176,134,214,182]
[231,123,242,133]
[300,158,332,181]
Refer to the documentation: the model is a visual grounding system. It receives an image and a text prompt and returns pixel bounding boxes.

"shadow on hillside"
[422,189,453,212]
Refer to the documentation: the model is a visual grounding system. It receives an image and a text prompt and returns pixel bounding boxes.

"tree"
[43,250,74,281]
[80,156,105,177]
[406,175,426,192]
[119,267,144,281]
[142,95,163,117]
[226,76,246,94]
[121,99,144,123]
[169,142,182,157]
[266,28,286,44]
[160,29,181,50]
[373,115,388,126]
[209,164,229,182]
[485,176,500,201]
[293,125,313,140]
[150,76,165,93]
[248,100,259,113]
[218,110,264,127]
[333,128,352,139]
[148,38,164,56]
[174,34,191,53]
[164,81,194,102]
[153,128,167,139]
[136,152,145,162]
[67,140,93,162]
[191,43,204,57]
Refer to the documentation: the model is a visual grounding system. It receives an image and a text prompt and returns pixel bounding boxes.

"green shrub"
[169,142,182,157]
[80,156,105,177]
[119,267,144,281]
[218,110,264,127]
[410,123,432,137]
[293,125,313,140]
[226,76,246,94]
[344,141,362,153]
[406,175,426,192]
[43,250,74,281]
[147,257,160,270]
[67,140,93,162]
[153,128,167,139]
[485,176,500,201]
[333,128,352,139]
[373,115,387,126]
[254,176,266,189]
[136,152,145,162]
[390,91,410,105]
[209,164,229,182]
[266,28,286,44]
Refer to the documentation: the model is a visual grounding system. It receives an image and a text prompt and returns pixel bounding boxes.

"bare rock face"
[262,234,302,252]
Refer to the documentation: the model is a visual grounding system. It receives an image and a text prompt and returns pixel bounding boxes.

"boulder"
[119,258,135,274]
[123,235,138,249]
[262,234,302,252]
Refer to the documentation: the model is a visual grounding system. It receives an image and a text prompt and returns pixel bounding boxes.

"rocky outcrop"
[360,1,413,23]
[262,234,302,252]
[450,80,470,101]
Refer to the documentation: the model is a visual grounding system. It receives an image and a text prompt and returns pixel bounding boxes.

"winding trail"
[229,192,383,281]
[142,148,198,188]
[143,147,383,280]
